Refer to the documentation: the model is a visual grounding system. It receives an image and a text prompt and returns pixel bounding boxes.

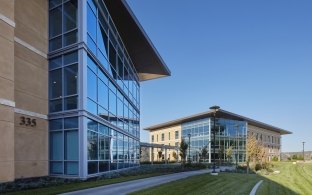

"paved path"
[63,169,212,195]
[249,180,263,195]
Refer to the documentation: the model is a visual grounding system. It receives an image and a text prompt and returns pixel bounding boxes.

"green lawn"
[131,162,312,195]
[130,173,260,195]
[5,173,167,195]
[257,162,312,195]
[5,162,312,195]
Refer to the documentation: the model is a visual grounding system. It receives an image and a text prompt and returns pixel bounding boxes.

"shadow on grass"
[130,168,301,195]
[256,177,299,195]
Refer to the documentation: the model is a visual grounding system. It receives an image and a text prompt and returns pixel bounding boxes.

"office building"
[145,109,291,163]
[0,0,170,181]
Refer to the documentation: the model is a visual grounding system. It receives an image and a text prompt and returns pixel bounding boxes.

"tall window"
[168,132,170,140]
[161,133,165,141]
[49,52,78,113]
[151,135,154,143]
[49,0,78,51]
[175,131,179,139]
[50,117,79,175]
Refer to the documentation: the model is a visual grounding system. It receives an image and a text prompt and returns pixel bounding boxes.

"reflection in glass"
[98,80,108,109]
[49,6,62,38]
[88,161,98,174]
[50,162,63,174]
[64,30,78,46]
[65,162,78,175]
[64,64,78,96]
[64,117,78,129]
[50,69,62,98]
[99,161,109,172]
[88,131,98,160]
[49,57,62,70]
[87,99,97,115]
[87,4,97,40]
[49,36,62,51]
[65,130,78,160]
[49,119,63,130]
[87,68,97,101]
[109,89,117,116]
[64,0,77,32]
[50,99,62,113]
[50,131,63,160]
[98,23,108,57]
[87,119,98,131]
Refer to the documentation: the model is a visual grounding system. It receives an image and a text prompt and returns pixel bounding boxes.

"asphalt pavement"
[63,169,212,195]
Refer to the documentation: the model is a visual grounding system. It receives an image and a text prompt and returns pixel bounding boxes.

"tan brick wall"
[0,0,15,182]
[0,0,49,181]
[248,124,281,161]
[13,0,49,179]
[150,125,182,161]
[14,114,48,179]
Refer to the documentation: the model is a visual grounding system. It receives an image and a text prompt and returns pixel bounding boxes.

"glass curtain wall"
[49,51,79,113]
[182,118,247,163]
[49,0,78,52]
[87,118,140,175]
[49,0,80,177]
[50,117,79,175]
[86,0,140,139]
[210,118,247,163]
[49,0,141,177]
[182,119,210,162]
[85,0,141,175]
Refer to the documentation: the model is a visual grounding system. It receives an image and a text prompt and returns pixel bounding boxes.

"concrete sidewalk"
[62,169,212,195]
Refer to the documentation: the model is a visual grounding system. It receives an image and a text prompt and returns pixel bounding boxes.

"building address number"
[20,116,36,127]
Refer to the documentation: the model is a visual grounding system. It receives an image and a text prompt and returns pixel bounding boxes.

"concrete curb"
[249,180,263,195]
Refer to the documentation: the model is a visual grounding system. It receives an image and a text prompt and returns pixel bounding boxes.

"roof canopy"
[104,0,171,81]
[144,109,292,135]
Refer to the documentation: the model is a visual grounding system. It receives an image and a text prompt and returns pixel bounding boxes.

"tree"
[226,146,233,164]
[246,134,259,174]
[258,143,268,166]
[179,139,188,167]
[172,151,178,161]
[201,145,208,162]
[246,133,268,173]
[158,150,162,161]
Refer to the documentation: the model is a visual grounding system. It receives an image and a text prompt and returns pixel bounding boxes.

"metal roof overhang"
[104,0,171,81]
[144,109,292,135]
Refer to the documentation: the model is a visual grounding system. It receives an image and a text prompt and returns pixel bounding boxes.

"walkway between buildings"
[62,169,212,195]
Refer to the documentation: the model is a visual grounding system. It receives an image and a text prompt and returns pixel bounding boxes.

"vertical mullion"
[63,119,65,175]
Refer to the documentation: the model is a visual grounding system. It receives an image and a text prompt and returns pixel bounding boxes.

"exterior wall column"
[208,118,211,163]
[151,147,154,164]
[0,0,15,182]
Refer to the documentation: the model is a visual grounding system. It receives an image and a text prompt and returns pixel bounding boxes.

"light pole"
[302,142,305,161]
[210,105,220,174]
[188,133,191,163]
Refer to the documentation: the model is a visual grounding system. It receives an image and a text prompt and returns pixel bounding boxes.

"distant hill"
[281,151,312,161]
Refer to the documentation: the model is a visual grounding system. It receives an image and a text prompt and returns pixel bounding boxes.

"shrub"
[272,156,279,161]
[255,163,262,171]
[184,163,207,169]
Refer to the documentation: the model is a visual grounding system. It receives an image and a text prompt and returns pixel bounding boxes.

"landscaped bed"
[0,164,206,195]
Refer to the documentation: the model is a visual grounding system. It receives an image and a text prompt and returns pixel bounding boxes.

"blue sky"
[127,0,312,152]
